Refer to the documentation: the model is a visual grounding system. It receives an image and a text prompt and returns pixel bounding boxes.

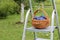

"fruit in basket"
[34,16,46,20]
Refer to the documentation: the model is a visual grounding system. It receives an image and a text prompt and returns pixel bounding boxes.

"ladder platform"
[36,38,50,40]
[26,26,55,32]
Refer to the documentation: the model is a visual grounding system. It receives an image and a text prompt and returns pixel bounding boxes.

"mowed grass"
[0,2,60,40]
[0,14,24,40]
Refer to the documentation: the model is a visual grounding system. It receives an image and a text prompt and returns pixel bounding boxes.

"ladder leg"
[50,32,54,40]
[22,29,26,40]
[34,32,37,40]
[22,9,30,40]
[57,28,60,40]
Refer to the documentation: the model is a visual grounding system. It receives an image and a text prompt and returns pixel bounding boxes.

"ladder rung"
[36,38,50,40]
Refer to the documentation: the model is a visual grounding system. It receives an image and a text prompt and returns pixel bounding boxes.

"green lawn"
[0,1,60,40]
[0,14,23,40]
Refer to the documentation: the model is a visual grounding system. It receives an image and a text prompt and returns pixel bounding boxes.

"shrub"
[0,1,8,18]
[7,1,20,15]
[35,0,46,3]
[24,0,29,10]
[0,11,7,19]
[0,0,20,18]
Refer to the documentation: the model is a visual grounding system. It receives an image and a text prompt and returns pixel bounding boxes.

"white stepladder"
[22,0,60,40]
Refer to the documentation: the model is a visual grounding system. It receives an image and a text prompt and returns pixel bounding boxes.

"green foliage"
[35,0,46,3]
[7,1,20,14]
[44,0,52,6]
[22,0,46,10]
[0,1,8,18]
[24,0,29,10]
[14,0,21,5]
[0,0,20,19]
[14,0,21,11]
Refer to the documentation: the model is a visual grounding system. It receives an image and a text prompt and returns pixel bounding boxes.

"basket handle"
[33,8,49,19]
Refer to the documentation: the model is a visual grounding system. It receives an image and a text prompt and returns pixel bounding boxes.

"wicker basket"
[32,8,50,29]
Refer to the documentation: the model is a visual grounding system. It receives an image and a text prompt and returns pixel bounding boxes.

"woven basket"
[32,8,50,29]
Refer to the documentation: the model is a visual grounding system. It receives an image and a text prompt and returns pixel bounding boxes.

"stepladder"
[22,9,58,40]
[22,0,60,40]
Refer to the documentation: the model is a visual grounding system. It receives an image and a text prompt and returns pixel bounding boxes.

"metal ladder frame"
[22,0,60,40]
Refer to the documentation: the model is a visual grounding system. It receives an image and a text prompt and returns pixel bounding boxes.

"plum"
[34,16,46,20]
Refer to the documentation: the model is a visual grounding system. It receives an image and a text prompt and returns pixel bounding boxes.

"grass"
[0,1,60,40]
[0,14,23,40]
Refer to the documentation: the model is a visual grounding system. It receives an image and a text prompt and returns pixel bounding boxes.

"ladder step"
[26,26,55,32]
[36,38,50,40]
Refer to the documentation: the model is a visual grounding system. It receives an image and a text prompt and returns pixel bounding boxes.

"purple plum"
[34,16,46,20]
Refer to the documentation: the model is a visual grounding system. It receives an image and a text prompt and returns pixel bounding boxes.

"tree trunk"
[21,3,24,23]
